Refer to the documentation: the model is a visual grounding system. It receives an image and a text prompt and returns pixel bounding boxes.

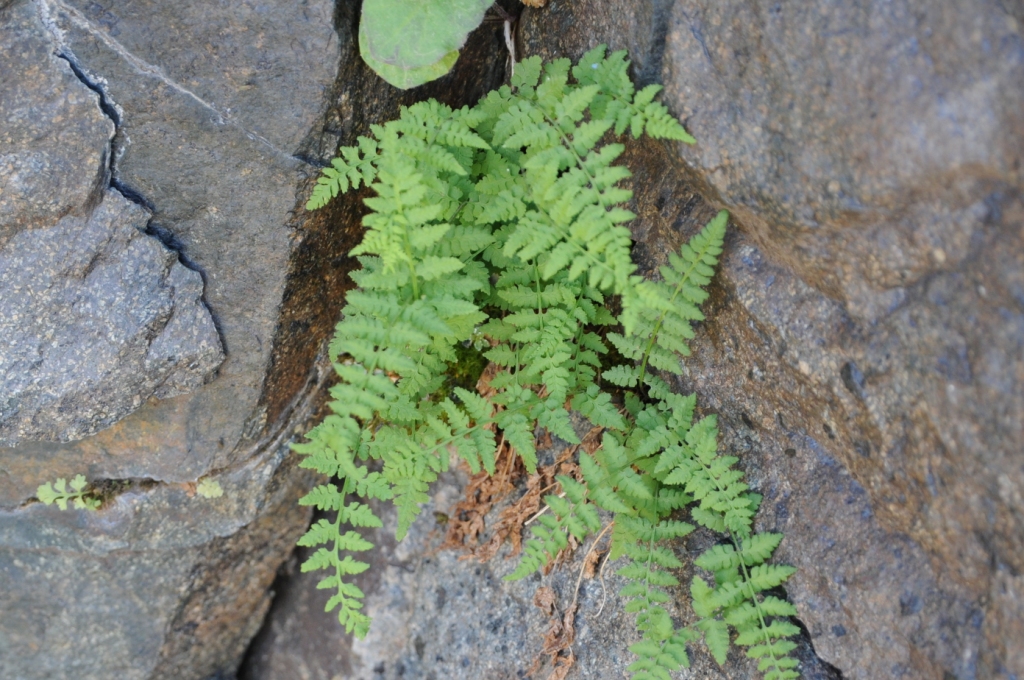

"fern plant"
[301,46,799,678]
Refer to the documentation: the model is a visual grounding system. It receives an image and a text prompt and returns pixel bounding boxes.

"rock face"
[245,2,1023,680]
[1,0,222,446]
[241,445,841,680]
[0,188,224,444]
[3,0,1021,678]
[0,0,340,676]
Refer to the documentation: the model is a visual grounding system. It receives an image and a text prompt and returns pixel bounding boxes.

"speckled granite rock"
[0,0,111,243]
[241,446,841,680]
[0,0,340,676]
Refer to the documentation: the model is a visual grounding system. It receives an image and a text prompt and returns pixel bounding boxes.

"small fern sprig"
[507,475,602,580]
[604,210,727,390]
[615,516,698,679]
[307,135,380,210]
[298,480,389,637]
[691,534,800,679]
[36,474,100,511]
[572,45,697,143]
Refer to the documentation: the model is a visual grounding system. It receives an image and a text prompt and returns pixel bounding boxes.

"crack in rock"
[36,0,304,164]
[0,0,226,445]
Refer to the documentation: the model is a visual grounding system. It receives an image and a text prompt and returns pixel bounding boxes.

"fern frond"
[620,210,728,386]
[627,630,696,680]
[36,474,101,511]
[299,483,344,511]
[691,533,800,678]
[297,475,381,639]
[506,476,601,580]
[307,135,380,211]
[572,384,628,430]
[657,413,761,538]
[614,515,697,680]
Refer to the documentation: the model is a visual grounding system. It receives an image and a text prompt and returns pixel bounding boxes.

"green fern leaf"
[696,618,729,665]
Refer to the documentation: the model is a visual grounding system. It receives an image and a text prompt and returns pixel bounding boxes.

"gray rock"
[0,0,339,502]
[0,0,224,446]
[242,449,841,680]
[0,0,338,488]
[0,0,340,676]
[659,0,1024,252]
[0,438,314,680]
[0,0,111,244]
[0,188,223,445]
[518,1,1024,678]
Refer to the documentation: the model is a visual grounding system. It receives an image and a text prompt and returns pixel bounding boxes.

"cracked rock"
[0,0,223,446]
[0,188,224,445]
[0,0,111,244]
[1,0,338,676]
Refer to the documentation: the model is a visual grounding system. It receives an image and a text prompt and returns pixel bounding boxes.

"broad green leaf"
[359,0,491,88]
[360,32,460,90]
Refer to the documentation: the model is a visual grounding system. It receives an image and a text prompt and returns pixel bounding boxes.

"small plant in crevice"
[300,47,800,679]
[196,477,224,499]
[35,475,225,511]
[36,475,101,511]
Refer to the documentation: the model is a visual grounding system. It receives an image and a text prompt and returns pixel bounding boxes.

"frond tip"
[307,135,380,210]
[692,534,801,678]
